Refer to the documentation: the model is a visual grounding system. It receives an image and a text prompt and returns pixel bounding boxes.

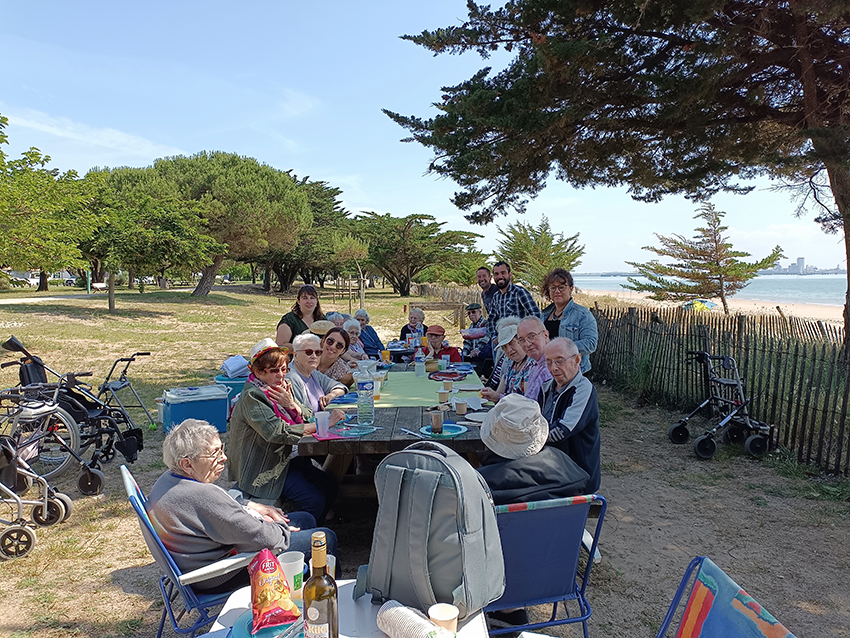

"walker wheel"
[31,499,66,527]
[53,492,74,522]
[77,468,105,496]
[693,435,717,459]
[722,425,747,444]
[668,421,690,444]
[745,434,769,457]
[0,525,37,559]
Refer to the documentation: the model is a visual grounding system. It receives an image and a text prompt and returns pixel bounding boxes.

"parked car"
[63,276,78,287]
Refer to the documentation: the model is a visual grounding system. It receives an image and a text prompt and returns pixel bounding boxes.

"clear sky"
[2,1,846,273]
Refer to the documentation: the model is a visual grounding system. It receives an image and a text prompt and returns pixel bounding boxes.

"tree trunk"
[108,272,116,314]
[191,254,225,297]
[128,267,135,290]
[37,270,49,292]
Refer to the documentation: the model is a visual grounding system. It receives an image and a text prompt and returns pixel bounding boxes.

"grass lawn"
[0,283,847,638]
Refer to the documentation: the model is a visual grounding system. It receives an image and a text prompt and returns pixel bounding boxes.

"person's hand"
[268,380,297,410]
[330,409,346,426]
[247,501,287,523]
[470,349,479,357]
[303,421,317,435]
[480,387,501,402]
[319,393,333,409]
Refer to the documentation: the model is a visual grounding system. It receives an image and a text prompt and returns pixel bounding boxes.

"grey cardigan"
[286,366,346,412]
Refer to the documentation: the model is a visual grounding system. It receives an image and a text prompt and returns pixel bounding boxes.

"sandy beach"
[579,288,845,323]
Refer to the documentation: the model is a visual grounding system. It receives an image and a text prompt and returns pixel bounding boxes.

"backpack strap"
[363,464,406,604]
[406,468,440,608]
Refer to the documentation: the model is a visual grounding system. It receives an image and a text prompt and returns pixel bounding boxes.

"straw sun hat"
[481,393,548,460]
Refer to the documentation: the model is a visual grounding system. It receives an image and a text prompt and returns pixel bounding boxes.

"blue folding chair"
[656,556,796,638]
[484,494,607,637]
[120,465,253,638]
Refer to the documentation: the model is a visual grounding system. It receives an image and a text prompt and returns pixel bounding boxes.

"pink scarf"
[248,374,304,425]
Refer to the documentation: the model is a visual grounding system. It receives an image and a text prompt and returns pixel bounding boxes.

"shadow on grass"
[0,303,173,320]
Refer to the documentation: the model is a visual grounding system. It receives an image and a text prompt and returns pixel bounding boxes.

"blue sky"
[2,1,846,273]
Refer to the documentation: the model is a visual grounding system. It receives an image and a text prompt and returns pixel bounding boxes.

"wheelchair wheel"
[0,525,37,559]
[722,425,747,445]
[99,445,116,464]
[24,407,81,480]
[668,421,690,444]
[53,492,74,522]
[745,434,769,457]
[31,499,66,527]
[693,435,717,459]
[77,468,105,496]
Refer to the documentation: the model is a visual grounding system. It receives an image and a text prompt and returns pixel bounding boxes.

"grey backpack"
[353,441,505,620]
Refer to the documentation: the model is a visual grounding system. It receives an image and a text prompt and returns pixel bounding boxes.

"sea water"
[573,274,847,307]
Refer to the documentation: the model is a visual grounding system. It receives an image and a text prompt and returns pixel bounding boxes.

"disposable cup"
[442,380,454,392]
[279,551,305,598]
[438,359,447,371]
[316,411,330,438]
[455,400,468,416]
[437,390,450,403]
[381,350,391,363]
[441,355,451,364]
[429,603,459,633]
[372,373,382,400]
[309,554,337,578]
[430,410,443,434]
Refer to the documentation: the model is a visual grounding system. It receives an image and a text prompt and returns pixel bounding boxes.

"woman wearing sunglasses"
[317,327,354,388]
[287,333,348,413]
[228,338,341,523]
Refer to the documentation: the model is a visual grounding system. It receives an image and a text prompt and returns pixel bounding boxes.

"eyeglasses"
[263,366,287,374]
[299,349,323,357]
[549,284,570,293]
[325,337,345,350]
[516,330,546,345]
[195,448,225,463]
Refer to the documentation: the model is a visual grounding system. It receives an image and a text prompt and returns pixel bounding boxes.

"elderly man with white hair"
[537,337,601,493]
[516,315,553,401]
[354,308,384,357]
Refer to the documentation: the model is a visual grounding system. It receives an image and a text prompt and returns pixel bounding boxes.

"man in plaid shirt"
[487,261,542,345]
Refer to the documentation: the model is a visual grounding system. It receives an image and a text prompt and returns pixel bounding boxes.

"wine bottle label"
[305,622,329,638]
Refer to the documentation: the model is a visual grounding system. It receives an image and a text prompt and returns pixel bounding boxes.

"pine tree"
[623,204,784,314]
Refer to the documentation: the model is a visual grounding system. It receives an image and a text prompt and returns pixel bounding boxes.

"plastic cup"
[309,554,337,578]
[455,399,468,416]
[372,373,382,400]
[381,350,391,363]
[429,603,459,633]
[442,380,454,392]
[316,411,330,438]
[430,410,443,434]
[438,359,447,371]
[438,390,450,403]
[279,551,305,598]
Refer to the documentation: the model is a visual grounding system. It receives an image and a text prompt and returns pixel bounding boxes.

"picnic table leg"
[322,453,354,480]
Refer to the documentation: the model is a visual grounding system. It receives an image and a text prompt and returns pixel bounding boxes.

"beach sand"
[578,288,845,323]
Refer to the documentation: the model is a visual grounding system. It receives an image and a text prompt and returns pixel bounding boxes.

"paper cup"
[309,554,337,578]
[430,410,443,434]
[381,350,391,363]
[429,603,459,633]
[437,390,450,403]
[279,551,305,598]
[442,380,453,392]
[316,411,330,438]
[455,399,468,415]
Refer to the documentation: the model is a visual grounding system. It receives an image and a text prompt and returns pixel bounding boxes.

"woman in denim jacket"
[540,269,598,374]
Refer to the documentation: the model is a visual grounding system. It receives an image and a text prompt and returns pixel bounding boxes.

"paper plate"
[428,371,468,382]
[228,609,303,638]
[463,412,488,423]
[328,392,357,404]
[420,423,468,438]
[455,384,484,392]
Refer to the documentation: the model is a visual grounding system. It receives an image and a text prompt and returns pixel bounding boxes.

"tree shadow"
[0,302,173,320]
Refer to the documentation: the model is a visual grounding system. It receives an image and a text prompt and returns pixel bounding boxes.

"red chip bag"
[248,549,301,634]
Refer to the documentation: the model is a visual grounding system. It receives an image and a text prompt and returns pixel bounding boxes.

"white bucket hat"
[495,324,518,350]
[250,338,286,365]
[481,393,548,460]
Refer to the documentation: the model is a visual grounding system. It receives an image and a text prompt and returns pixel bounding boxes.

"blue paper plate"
[328,392,358,404]
[227,608,303,638]
[420,423,468,438]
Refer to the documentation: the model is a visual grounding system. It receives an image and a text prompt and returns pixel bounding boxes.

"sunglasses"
[325,337,346,350]
[299,349,323,357]
[262,366,287,374]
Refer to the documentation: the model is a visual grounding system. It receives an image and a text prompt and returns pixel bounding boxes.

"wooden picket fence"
[593,306,850,475]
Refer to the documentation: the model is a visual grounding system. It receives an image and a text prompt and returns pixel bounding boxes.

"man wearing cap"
[537,337,601,493]
[461,303,492,373]
[477,393,590,505]
[422,325,462,362]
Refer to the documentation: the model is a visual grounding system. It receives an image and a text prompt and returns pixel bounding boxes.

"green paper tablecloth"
[372,371,483,408]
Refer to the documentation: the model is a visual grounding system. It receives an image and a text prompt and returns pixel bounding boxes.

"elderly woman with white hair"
[147,419,337,594]
[288,333,348,412]
[400,307,427,341]
[354,308,384,357]
[343,319,370,362]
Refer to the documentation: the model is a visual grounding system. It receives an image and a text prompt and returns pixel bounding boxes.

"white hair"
[162,419,219,473]
[293,333,321,350]
[325,311,342,322]
[519,315,546,332]
[343,319,361,334]
[354,308,370,322]
[548,337,579,357]
[409,308,425,322]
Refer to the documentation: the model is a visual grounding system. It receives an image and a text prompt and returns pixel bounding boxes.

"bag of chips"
[248,549,301,634]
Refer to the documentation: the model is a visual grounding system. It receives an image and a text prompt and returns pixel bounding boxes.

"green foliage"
[494,216,583,289]
[0,114,101,272]
[387,1,850,228]
[356,212,481,296]
[415,249,491,286]
[623,203,783,313]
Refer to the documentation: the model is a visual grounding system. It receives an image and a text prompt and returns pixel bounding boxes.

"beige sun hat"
[495,324,518,349]
[310,320,335,336]
[481,393,548,460]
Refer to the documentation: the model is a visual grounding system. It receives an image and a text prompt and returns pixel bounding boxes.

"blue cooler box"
[162,385,230,433]
[214,374,249,397]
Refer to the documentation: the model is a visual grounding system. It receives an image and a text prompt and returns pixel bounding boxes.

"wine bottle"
[303,531,338,638]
